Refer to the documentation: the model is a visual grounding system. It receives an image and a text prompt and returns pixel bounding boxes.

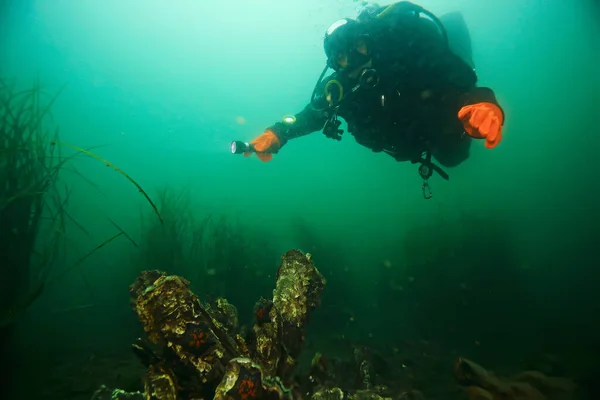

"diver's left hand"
[458,102,504,149]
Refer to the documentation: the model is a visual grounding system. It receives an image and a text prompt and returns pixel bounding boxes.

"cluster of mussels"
[97,249,385,400]
[127,249,325,400]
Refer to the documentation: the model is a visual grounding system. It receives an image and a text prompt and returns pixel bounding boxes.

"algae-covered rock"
[311,387,345,400]
[214,357,297,400]
[254,250,325,382]
[90,385,144,400]
[128,270,249,398]
[143,364,178,400]
[455,357,576,400]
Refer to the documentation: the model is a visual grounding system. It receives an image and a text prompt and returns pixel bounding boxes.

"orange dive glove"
[458,102,504,149]
[244,130,281,162]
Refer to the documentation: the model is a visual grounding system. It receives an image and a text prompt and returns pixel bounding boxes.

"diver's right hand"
[244,130,281,162]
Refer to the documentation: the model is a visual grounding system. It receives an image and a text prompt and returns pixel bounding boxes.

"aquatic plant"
[137,187,197,276]
[0,79,133,330]
[136,187,277,318]
[51,141,164,225]
[191,213,279,319]
[0,78,67,325]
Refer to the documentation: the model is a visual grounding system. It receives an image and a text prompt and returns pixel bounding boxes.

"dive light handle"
[230,140,254,154]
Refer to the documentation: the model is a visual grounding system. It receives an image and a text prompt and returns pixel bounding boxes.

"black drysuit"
[265,6,504,168]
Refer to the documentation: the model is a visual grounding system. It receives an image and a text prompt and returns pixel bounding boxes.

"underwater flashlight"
[231,140,253,154]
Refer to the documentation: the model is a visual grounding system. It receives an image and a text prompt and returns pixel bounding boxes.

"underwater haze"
[1,0,599,399]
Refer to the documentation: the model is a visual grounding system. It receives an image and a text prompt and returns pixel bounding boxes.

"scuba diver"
[232,1,505,198]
